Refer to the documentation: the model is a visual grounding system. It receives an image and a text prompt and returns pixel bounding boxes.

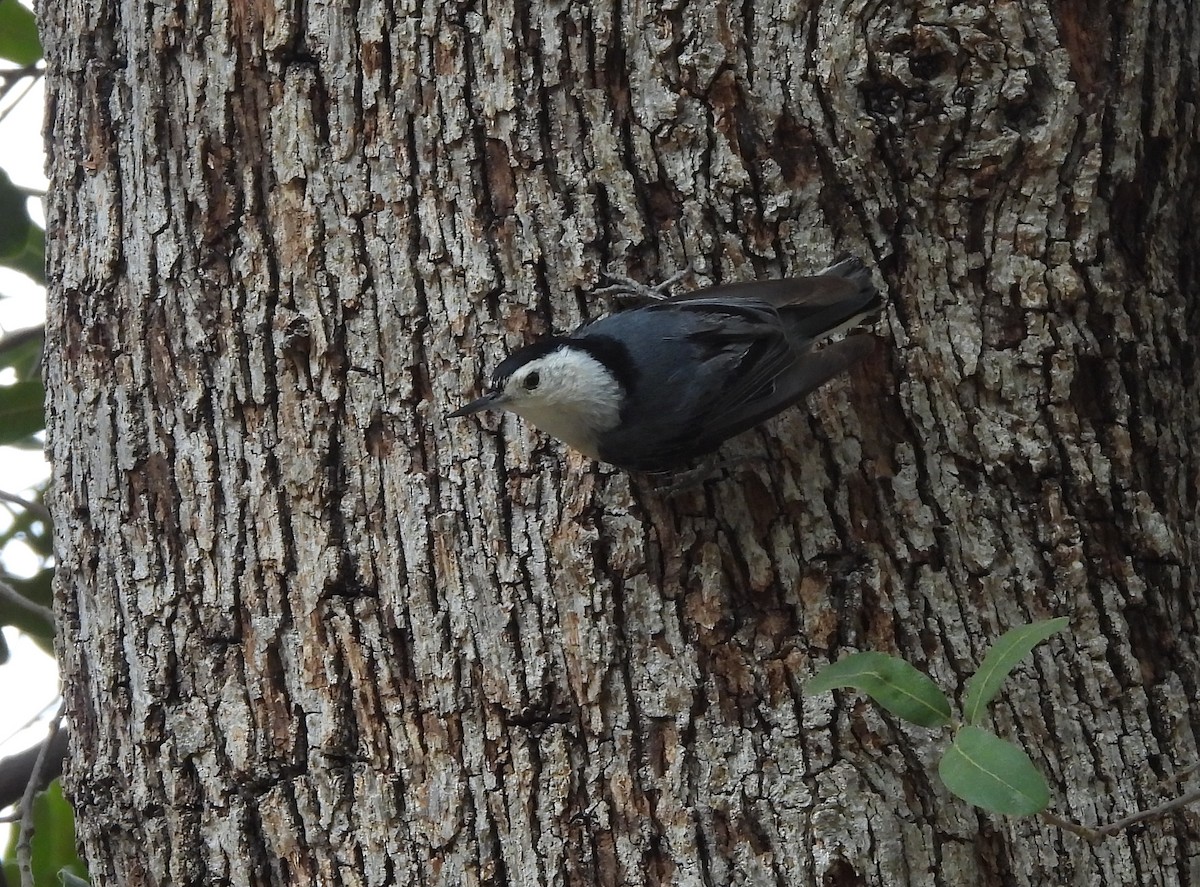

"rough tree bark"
[40,0,1199,884]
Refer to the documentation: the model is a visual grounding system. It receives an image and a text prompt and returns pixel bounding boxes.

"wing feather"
[584,261,880,470]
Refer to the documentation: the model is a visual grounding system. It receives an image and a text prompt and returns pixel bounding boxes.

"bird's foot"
[639,454,757,496]
[594,262,695,303]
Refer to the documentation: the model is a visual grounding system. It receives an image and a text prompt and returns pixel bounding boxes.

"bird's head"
[450,339,625,459]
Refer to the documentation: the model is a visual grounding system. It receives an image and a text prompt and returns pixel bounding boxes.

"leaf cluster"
[1,782,86,887]
[806,618,1069,816]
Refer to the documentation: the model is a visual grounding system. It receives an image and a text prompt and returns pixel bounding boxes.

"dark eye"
[524,371,541,390]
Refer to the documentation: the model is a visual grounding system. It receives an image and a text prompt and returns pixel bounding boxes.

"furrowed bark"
[41,0,1199,884]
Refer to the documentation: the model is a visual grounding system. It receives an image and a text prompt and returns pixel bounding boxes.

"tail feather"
[782,256,881,341]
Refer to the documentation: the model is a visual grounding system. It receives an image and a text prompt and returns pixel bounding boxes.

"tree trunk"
[41,0,1199,884]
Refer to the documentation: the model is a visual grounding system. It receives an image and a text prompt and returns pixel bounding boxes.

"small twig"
[0,699,65,751]
[0,75,38,127]
[0,489,52,526]
[1159,762,1199,786]
[1040,811,1101,842]
[1093,786,1200,837]
[0,578,54,627]
[16,701,66,887]
[1044,782,1200,842]
[0,64,42,85]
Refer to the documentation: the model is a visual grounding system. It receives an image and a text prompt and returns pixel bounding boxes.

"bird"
[449,257,881,473]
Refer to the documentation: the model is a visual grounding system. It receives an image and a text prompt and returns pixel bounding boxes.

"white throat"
[507,347,623,459]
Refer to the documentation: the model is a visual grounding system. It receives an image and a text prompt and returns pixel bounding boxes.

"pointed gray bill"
[449,391,504,418]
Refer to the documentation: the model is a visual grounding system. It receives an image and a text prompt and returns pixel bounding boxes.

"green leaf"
[806,651,952,728]
[0,378,45,446]
[939,725,1050,816]
[963,617,1069,725]
[1,780,88,886]
[4,221,46,284]
[60,872,92,887]
[0,0,42,66]
[0,569,55,651]
[0,169,33,258]
[0,495,53,555]
[0,325,45,381]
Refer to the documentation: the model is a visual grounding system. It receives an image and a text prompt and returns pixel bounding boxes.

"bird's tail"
[782,256,882,341]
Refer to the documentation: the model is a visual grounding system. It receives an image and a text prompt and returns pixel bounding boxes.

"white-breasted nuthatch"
[450,257,881,472]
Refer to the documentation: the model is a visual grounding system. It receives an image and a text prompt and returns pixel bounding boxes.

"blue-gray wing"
[663,257,880,339]
[575,263,879,469]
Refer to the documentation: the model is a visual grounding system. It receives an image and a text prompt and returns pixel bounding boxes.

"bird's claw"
[595,262,696,303]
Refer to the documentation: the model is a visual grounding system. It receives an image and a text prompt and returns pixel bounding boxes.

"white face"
[496,347,623,459]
